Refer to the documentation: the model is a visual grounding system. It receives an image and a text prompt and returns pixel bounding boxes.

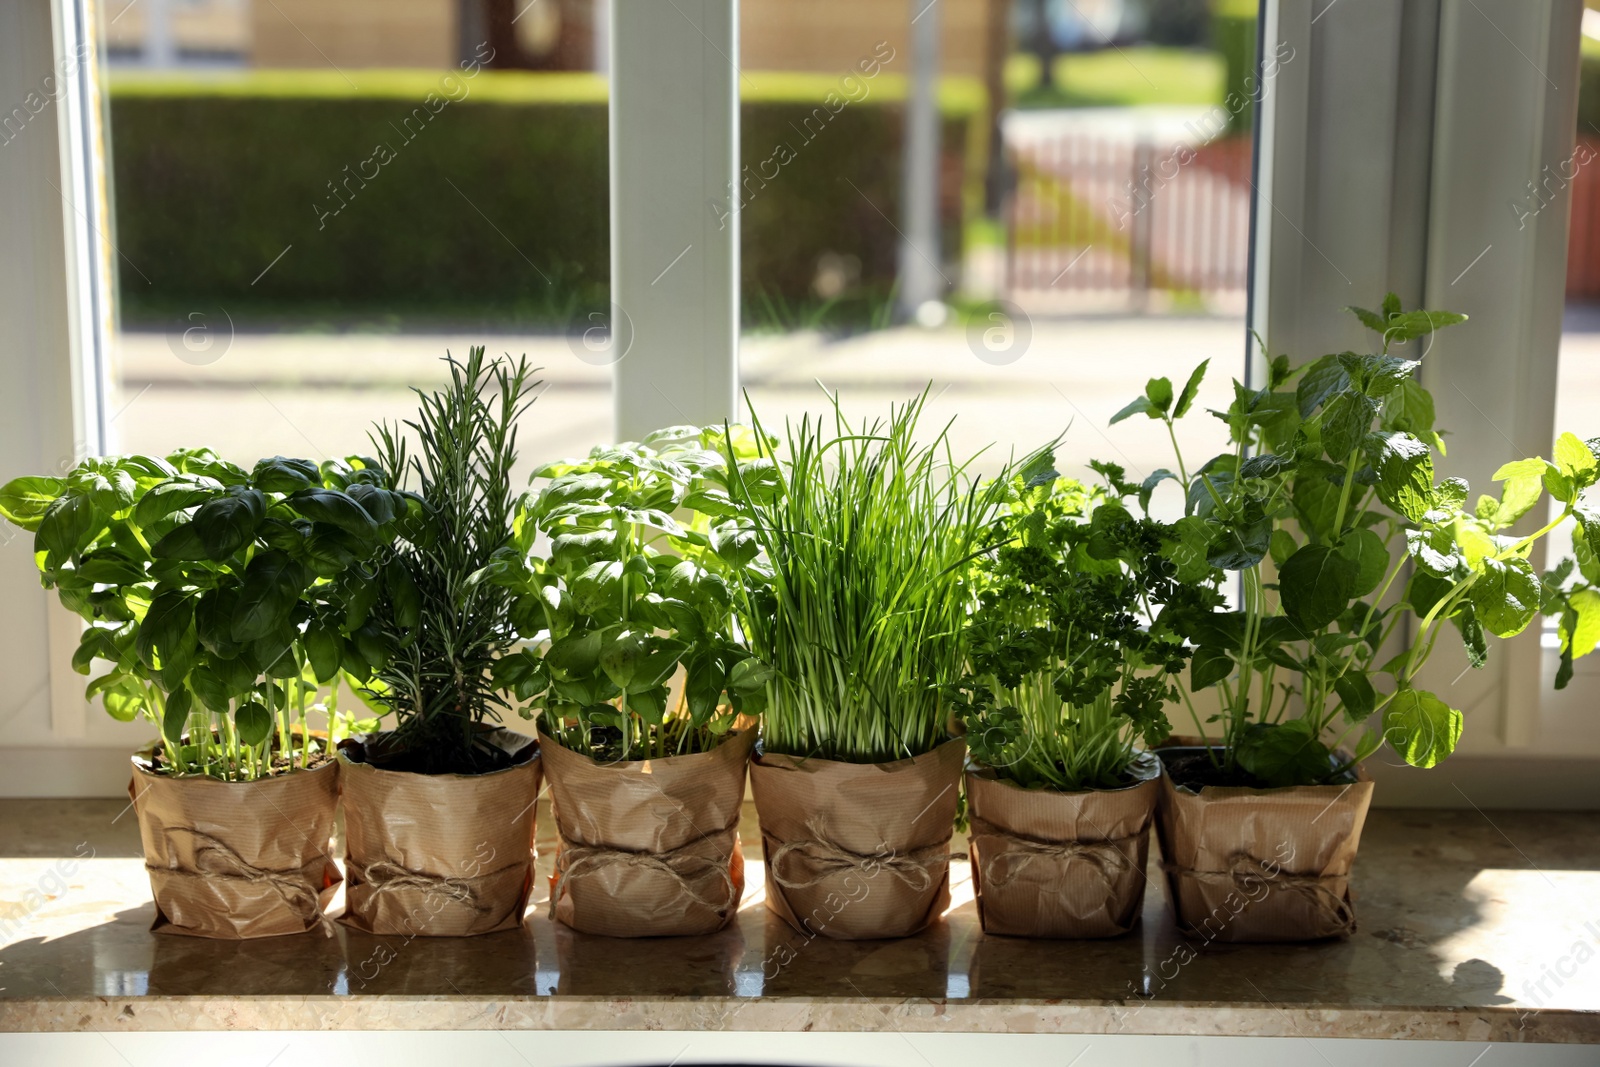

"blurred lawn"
[1005,47,1225,109]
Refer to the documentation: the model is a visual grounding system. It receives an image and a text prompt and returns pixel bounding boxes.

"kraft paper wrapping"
[541,727,755,938]
[966,751,1159,939]
[1154,742,1373,943]
[130,739,340,939]
[338,729,541,937]
[749,737,965,941]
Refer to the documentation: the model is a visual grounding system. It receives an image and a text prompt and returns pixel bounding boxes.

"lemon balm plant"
[1112,295,1599,941]
[1123,297,1592,784]
[724,391,1021,939]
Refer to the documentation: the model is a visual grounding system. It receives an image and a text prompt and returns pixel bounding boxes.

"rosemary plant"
[363,348,539,774]
[948,452,1190,792]
[724,390,1019,763]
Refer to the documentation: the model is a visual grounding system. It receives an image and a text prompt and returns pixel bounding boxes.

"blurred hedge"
[107,71,981,328]
[1581,36,1600,138]
[1210,0,1257,136]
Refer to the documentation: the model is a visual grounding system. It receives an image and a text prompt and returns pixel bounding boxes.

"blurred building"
[102,0,1005,78]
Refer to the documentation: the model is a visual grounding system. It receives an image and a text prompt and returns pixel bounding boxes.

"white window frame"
[3,0,1597,799]
[1254,0,1594,804]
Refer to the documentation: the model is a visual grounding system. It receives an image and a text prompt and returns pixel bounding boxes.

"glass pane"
[97,0,612,476]
[737,0,1260,502]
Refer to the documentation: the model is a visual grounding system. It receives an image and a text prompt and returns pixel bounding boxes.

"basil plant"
[493,425,776,762]
[0,450,408,779]
[1115,295,1598,787]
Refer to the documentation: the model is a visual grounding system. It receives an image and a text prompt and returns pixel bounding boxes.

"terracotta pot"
[130,736,340,939]
[541,727,755,937]
[966,751,1159,938]
[337,728,541,937]
[1154,743,1373,943]
[749,737,964,941]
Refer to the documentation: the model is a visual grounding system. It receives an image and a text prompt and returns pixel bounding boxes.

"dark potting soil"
[1158,747,1361,791]
[341,734,534,776]
[1159,749,1273,790]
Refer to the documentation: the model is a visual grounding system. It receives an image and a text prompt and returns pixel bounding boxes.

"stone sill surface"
[0,800,1596,1042]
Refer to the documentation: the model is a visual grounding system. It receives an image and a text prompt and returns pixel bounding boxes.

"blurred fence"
[1567,138,1600,301]
[1005,131,1253,301]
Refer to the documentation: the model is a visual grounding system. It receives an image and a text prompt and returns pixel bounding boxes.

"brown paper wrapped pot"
[541,727,754,937]
[750,737,964,941]
[338,728,541,937]
[1154,741,1373,943]
[966,751,1159,939]
[130,737,340,939]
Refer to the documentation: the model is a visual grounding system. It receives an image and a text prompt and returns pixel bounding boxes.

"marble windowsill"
[0,799,1596,1042]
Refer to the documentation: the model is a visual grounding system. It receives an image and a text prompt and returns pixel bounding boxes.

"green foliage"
[0,450,404,779]
[1118,294,1595,786]
[945,451,1196,792]
[499,425,772,761]
[722,390,1020,763]
[361,347,540,773]
[107,82,972,325]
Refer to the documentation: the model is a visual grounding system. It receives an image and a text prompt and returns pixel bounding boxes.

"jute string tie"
[1166,852,1356,934]
[767,818,948,893]
[150,826,327,928]
[968,815,1140,890]
[548,826,739,920]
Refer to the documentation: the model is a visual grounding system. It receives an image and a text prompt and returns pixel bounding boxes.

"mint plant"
[946,449,1192,792]
[0,449,406,779]
[1116,295,1597,786]
[496,425,773,762]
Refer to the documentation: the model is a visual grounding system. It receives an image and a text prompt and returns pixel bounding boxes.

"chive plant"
[724,391,1019,763]
[948,453,1190,791]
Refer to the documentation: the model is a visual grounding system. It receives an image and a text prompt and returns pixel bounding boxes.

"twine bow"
[767,818,948,893]
[150,827,326,929]
[968,816,1139,891]
[353,859,525,915]
[548,828,739,920]
[1169,852,1357,935]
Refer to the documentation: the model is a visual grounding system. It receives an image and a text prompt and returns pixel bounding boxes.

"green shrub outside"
[1211,0,1258,136]
[107,70,983,329]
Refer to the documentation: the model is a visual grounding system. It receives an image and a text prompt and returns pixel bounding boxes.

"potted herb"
[0,449,402,937]
[1117,296,1595,941]
[501,425,770,937]
[336,348,546,938]
[724,393,1017,940]
[947,452,1190,938]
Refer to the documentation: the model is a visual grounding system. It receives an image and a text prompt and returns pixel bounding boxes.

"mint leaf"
[1280,544,1359,631]
[1174,360,1208,418]
[1383,688,1462,768]
[1373,432,1434,523]
[1469,556,1539,638]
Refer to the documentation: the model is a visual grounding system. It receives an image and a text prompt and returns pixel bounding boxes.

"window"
[736,0,1260,499]
[98,0,614,474]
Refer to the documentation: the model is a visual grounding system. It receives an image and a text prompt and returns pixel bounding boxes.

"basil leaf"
[0,476,65,531]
